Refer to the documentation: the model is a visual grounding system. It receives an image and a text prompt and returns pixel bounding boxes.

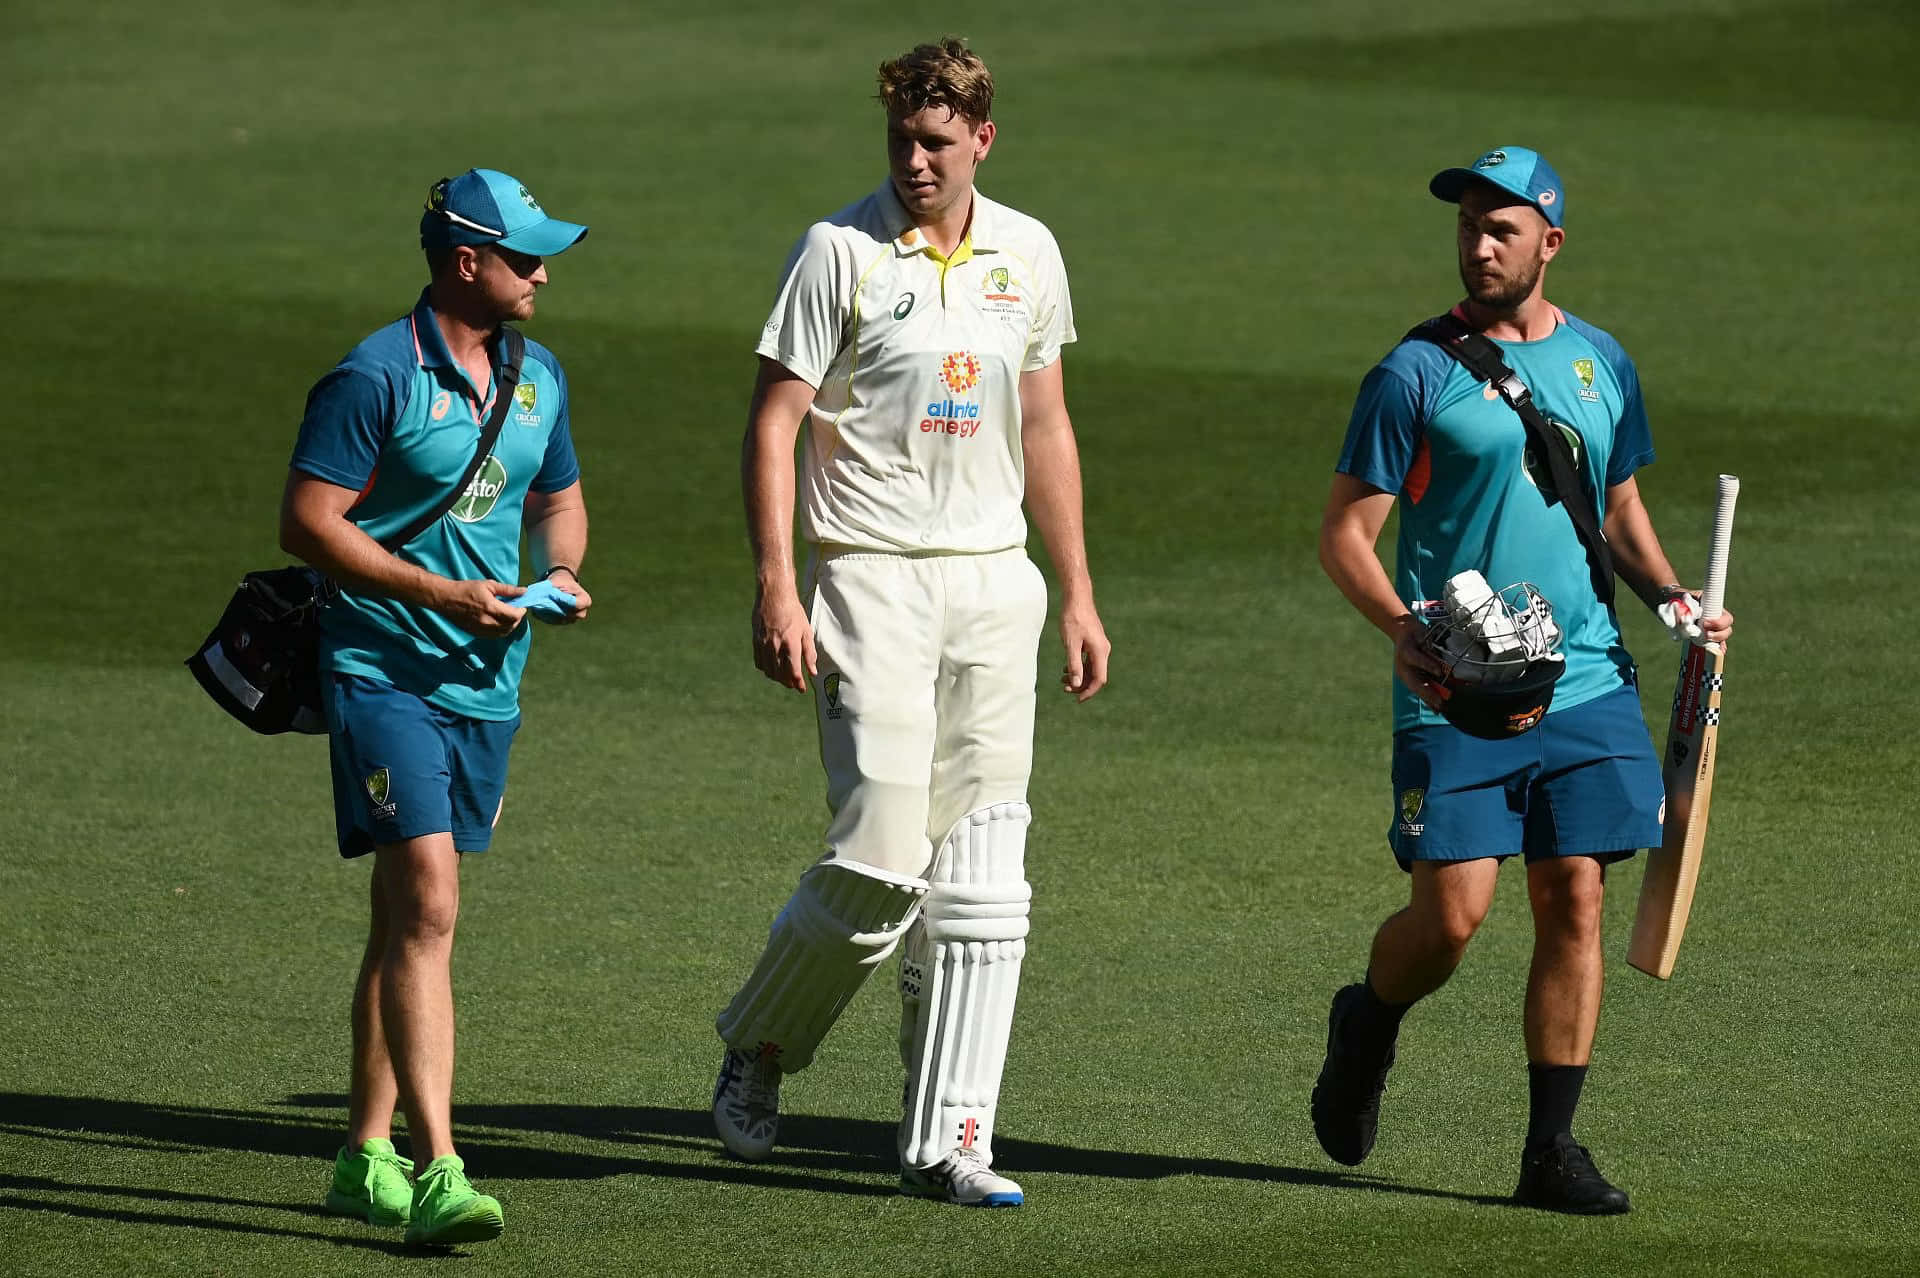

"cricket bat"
[1628,474,1740,979]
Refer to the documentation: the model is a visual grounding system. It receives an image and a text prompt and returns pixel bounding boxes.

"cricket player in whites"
[711,38,1109,1207]
[1315,147,1734,1213]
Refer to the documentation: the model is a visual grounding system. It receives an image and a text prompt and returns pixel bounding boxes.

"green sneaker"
[323,1137,414,1227]
[404,1154,504,1247]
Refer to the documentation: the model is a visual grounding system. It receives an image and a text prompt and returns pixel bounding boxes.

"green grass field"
[6,1,1918,1272]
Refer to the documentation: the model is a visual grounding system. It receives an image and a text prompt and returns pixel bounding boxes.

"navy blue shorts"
[325,673,520,859]
[1388,684,1662,870]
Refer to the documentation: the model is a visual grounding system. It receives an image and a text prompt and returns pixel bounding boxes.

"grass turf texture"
[5,0,1918,1272]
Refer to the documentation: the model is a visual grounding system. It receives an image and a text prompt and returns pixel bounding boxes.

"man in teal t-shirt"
[280,168,594,1246]
[1312,148,1735,1214]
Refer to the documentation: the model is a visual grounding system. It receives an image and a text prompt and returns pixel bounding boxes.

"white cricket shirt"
[755,180,1076,553]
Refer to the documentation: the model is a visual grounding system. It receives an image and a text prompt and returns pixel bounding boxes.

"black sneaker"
[1513,1135,1631,1215]
[1310,983,1395,1166]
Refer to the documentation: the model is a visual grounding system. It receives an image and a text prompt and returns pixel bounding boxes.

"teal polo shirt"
[290,289,580,720]
[1337,306,1655,735]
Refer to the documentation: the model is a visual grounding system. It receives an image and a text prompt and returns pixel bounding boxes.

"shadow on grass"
[0,1092,1513,1209]
[0,1176,416,1256]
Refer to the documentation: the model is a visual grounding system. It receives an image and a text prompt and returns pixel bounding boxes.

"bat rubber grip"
[1700,474,1739,620]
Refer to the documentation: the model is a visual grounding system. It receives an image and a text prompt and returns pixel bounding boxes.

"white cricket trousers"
[808,546,1048,875]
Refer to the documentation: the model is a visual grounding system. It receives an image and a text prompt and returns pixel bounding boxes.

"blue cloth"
[500,579,578,622]
[1387,684,1662,868]
[325,674,520,858]
[290,289,580,720]
[1337,309,1654,733]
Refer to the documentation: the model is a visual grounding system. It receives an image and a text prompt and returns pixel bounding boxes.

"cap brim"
[1428,167,1481,203]
[497,219,589,256]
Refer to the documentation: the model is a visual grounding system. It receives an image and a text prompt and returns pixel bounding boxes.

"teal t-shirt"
[1336,307,1654,734]
[290,290,580,720]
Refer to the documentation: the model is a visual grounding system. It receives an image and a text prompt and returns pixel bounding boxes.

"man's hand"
[752,585,817,691]
[1656,587,1734,649]
[1392,613,1453,712]
[436,579,527,638]
[544,567,592,623]
[1059,600,1110,703]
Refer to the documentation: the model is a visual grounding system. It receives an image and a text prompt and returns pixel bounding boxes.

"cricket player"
[279,168,592,1246]
[710,38,1110,1207]
[1313,147,1734,1213]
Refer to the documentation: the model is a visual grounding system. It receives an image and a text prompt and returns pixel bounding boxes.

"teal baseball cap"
[420,168,589,256]
[1429,147,1565,227]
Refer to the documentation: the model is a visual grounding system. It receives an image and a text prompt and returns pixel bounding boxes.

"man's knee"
[1528,857,1607,940]
[1409,861,1498,955]
[376,838,461,947]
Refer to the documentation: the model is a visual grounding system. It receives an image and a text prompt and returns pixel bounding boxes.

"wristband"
[541,565,580,583]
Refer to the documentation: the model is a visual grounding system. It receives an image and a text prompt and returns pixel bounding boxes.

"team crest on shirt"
[450,455,508,522]
[1572,358,1601,402]
[513,381,542,426]
[823,673,844,719]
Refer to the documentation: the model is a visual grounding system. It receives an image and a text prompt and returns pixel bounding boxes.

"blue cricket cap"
[1429,147,1565,228]
[420,168,589,256]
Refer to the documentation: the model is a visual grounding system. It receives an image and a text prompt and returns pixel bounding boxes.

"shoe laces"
[943,1146,992,1177]
[722,1047,780,1112]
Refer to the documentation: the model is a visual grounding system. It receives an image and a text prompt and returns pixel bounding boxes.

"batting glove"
[1655,585,1708,646]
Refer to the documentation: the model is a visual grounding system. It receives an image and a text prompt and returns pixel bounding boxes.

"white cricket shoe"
[900,1147,1023,1207]
[712,1044,781,1162]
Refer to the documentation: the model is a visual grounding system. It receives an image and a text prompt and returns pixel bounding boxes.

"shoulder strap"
[379,327,526,552]
[1405,314,1615,605]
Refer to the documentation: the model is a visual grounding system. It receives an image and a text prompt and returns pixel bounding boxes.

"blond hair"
[876,38,994,123]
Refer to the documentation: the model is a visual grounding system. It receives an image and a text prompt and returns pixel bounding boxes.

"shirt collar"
[876,180,999,259]
[408,288,513,378]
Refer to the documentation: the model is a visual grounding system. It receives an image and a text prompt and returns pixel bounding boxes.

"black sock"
[1347,972,1413,1059]
[1526,1063,1589,1154]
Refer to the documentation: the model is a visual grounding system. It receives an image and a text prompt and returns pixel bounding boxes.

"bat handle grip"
[1699,474,1740,621]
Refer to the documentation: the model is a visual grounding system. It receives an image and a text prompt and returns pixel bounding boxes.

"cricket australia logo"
[1572,358,1600,403]
[513,381,541,427]
[823,672,845,720]
[449,455,508,522]
[1398,787,1425,836]
[517,184,541,212]
[364,768,397,820]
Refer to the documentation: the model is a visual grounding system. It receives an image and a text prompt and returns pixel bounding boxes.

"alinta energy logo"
[923,352,984,438]
[940,352,982,393]
[450,456,509,522]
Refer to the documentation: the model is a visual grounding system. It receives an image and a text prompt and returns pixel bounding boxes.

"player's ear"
[974,119,996,162]
[1541,225,1565,262]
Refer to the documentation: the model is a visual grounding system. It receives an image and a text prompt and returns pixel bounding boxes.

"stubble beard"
[1462,257,1543,312]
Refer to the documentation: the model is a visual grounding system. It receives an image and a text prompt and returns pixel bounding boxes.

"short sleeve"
[753,224,848,387]
[1336,363,1424,494]
[1604,349,1654,485]
[531,354,580,493]
[1023,231,1076,372]
[290,368,394,490]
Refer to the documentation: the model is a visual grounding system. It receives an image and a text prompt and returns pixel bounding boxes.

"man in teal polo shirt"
[1314,148,1734,1213]
[280,168,593,1246]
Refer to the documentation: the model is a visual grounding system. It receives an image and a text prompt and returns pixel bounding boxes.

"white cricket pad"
[716,858,928,1073]
[898,802,1032,1169]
